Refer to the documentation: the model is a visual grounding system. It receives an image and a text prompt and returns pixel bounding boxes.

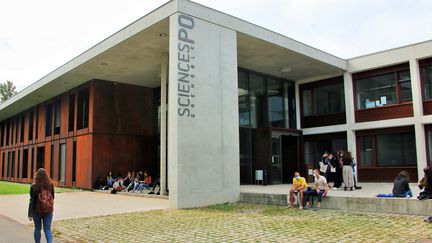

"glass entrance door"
[271,135,282,184]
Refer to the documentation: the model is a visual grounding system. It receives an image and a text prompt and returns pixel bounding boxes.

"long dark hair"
[424,166,432,187]
[34,168,53,191]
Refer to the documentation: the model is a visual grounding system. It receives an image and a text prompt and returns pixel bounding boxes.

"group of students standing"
[319,150,359,191]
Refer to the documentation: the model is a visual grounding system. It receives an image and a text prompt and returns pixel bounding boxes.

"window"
[72,141,76,183]
[5,120,10,145]
[69,94,75,132]
[29,111,34,141]
[15,118,19,144]
[357,128,416,168]
[17,150,20,178]
[303,133,347,169]
[54,99,61,135]
[354,65,412,110]
[250,74,266,128]
[35,108,39,139]
[45,103,53,137]
[238,71,250,126]
[50,145,54,179]
[20,115,25,142]
[0,123,3,147]
[267,78,284,127]
[59,144,66,182]
[22,149,28,179]
[301,81,345,116]
[421,63,432,100]
[237,69,295,129]
[30,148,34,179]
[77,88,89,130]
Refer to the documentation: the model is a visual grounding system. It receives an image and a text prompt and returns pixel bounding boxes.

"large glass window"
[238,71,250,127]
[45,103,52,137]
[54,99,61,135]
[422,65,432,100]
[302,82,345,116]
[358,136,373,167]
[77,88,89,130]
[267,78,284,127]
[358,129,416,168]
[303,134,347,169]
[250,74,266,128]
[355,68,412,110]
[237,69,295,129]
[59,143,66,182]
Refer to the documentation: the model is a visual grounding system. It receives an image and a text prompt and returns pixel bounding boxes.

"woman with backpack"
[28,168,55,243]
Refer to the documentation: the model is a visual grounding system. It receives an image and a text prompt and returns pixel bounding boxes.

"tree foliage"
[0,80,17,103]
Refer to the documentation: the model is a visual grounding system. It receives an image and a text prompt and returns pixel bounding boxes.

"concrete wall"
[168,12,240,208]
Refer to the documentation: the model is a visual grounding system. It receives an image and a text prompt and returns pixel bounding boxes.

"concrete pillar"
[160,57,168,195]
[294,83,301,129]
[343,72,356,155]
[343,72,358,179]
[167,13,239,208]
[409,58,428,179]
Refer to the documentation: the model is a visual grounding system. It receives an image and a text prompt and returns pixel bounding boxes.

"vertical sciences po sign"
[177,14,196,118]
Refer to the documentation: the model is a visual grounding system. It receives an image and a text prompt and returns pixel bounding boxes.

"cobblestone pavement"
[52,203,432,242]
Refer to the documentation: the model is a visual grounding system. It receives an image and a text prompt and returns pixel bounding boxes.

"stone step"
[239,192,432,216]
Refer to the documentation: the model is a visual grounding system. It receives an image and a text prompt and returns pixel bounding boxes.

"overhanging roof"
[0,0,347,121]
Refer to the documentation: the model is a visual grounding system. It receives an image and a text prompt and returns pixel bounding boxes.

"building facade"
[1,0,432,208]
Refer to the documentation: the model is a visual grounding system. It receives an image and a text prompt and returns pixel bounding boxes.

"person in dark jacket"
[28,168,55,243]
[418,166,432,200]
[333,150,344,190]
[392,171,412,197]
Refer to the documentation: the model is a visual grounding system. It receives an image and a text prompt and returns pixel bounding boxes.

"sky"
[1,0,432,92]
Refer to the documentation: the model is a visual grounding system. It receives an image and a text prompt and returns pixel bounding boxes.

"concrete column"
[409,58,428,179]
[160,57,168,195]
[343,72,358,179]
[294,82,301,129]
[168,13,239,208]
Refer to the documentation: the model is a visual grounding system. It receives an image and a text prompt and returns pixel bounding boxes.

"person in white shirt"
[304,169,329,210]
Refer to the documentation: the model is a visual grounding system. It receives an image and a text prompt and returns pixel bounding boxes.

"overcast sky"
[1,0,432,91]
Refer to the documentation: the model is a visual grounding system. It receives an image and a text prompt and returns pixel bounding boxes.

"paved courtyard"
[52,203,432,242]
[0,191,169,224]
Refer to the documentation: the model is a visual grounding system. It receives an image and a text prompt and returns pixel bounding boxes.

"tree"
[0,80,17,103]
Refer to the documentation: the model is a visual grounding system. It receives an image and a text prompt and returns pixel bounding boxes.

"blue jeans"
[32,213,53,243]
[138,183,151,191]
[393,190,413,198]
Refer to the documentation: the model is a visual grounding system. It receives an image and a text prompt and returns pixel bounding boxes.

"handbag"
[330,166,336,173]
[319,162,328,173]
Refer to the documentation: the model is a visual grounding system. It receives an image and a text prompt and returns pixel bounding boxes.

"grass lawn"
[0,181,78,195]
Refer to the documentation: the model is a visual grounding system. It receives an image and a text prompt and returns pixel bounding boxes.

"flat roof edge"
[178,0,347,70]
[0,0,177,113]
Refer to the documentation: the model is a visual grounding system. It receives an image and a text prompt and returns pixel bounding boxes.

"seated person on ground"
[111,178,125,193]
[289,172,308,209]
[123,172,132,189]
[106,171,114,188]
[304,169,329,209]
[148,177,161,195]
[392,171,412,197]
[132,171,144,192]
[137,171,152,192]
[418,166,432,200]
[127,171,136,192]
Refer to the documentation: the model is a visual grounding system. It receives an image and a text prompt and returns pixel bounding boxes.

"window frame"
[356,126,417,168]
[353,63,412,111]
[419,57,432,101]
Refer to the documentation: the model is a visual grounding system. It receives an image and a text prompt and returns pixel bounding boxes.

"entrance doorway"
[270,132,300,184]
